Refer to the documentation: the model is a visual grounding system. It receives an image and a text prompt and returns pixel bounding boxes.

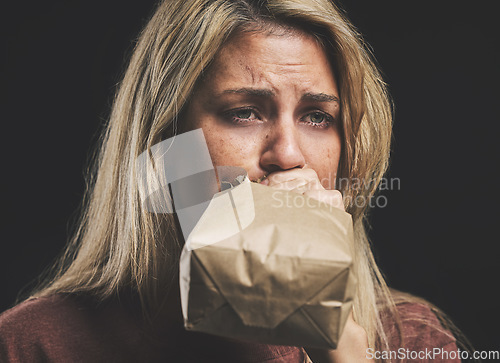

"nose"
[259,121,306,173]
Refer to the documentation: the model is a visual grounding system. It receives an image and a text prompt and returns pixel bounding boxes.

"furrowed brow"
[221,88,275,98]
[301,92,340,103]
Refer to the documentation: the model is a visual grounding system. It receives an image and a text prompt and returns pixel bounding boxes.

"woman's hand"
[305,312,370,363]
[261,168,344,211]
[263,168,370,362]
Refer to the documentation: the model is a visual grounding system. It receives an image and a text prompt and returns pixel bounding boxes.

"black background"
[2,0,499,354]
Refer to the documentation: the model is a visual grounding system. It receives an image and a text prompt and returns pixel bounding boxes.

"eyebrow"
[301,92,340,103]
[220,88,339,103]
[221,88,275,97]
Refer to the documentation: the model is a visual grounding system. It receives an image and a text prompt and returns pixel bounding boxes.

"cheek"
[203,127,255,168]
[304,134,341,189]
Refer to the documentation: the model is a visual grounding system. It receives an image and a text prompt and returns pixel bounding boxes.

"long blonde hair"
[34,0,396,353]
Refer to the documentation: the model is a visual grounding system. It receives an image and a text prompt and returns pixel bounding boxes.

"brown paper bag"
[179,179,356,349]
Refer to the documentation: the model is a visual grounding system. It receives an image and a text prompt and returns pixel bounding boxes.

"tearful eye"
[224,108,260,125]
[301,111,334,129]
[235,109,252,119]
[310,112,325,124]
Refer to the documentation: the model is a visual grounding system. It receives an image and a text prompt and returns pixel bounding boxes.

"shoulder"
[0,295,78,339]
[1,294,82,326]
[383,299,459,357]
[0,294,145,362]
[396,301,456,345]
[0,295,87,361]
[0,294,111,338]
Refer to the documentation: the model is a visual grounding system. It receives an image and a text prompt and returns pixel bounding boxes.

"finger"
[266,168,318,185]
[291,179,323,194]
[304,189,344,211]
[267,178,310,191]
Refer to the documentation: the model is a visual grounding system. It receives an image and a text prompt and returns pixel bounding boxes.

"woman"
[0,0,467,362]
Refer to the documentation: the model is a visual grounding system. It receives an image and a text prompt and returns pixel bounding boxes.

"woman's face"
[183,29,341,188]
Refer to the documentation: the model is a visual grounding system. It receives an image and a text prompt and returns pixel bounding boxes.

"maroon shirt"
[0,294,459,362]
[381,302,460,363]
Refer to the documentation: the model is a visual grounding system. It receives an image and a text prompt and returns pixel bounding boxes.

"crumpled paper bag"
[179,177,357,349]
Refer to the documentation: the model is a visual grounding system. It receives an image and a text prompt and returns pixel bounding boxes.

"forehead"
[201,28,337,93]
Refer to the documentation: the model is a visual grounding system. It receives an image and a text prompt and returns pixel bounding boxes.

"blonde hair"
[34,0,398,354]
